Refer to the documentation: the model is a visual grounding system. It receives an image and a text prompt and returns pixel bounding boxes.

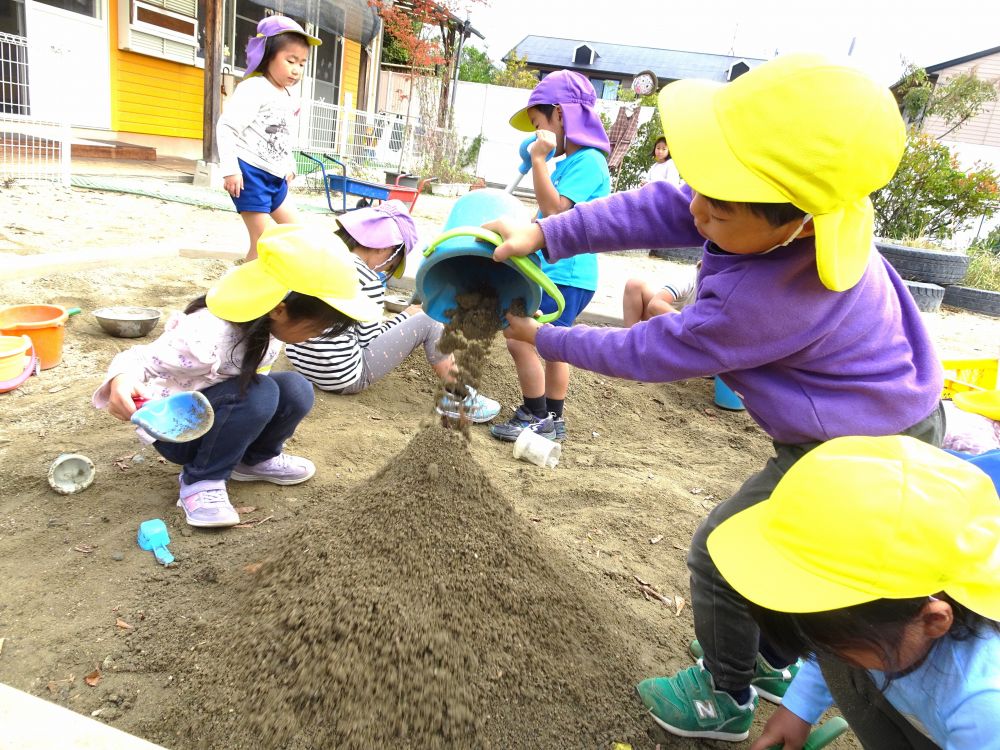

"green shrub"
[963,225,1000,292]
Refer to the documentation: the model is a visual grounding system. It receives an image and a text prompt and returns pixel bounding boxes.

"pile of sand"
[165,425,652,748]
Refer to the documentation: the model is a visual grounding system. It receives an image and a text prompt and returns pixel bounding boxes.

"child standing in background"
[93,224,379,529]
[217,16,320,260]
[285,201,501,422]
[490,69,611,444]
[707,436,1000,750]
[642,136,682,188]
[486,54,945,741]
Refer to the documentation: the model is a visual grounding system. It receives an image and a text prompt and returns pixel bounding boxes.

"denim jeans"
[154,371,314,484]
[686,403,946,694]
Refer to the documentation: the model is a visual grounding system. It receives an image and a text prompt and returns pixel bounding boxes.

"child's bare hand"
[530,129,557,160]
[749,706,811,750]
[223,174,243,198]
[107,375,146,422]
[286,173,295,183]
[503,313,541,345]
[483,220,545,263]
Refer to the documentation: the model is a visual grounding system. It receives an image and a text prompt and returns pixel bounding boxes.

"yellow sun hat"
[708,435,1000,620]
[659,53,906,292]
[206,223,380,323]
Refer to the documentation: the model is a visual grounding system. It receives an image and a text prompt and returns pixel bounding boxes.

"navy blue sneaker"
[489,406,556,442]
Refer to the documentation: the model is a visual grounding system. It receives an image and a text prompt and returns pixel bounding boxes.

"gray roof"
[506,35,767,82]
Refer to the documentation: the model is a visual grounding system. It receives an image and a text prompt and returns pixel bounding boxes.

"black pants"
[685,403,946,693]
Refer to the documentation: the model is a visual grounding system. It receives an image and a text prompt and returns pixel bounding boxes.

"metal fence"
[0,32,70,185]
[296,99,449,183]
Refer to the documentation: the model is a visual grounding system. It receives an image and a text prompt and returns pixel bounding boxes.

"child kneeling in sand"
[707,435,1000,749]
[486,54,946,741]
[93,223,379,528]
[284,200,500,423]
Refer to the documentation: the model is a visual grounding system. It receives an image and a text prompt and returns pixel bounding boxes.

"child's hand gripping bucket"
[415,189,565,327]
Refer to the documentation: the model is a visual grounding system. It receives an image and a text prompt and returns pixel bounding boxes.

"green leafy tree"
[874,64,1000,242]
[872,132,1000,240]
[896,63,998,137]
[458,46,496,84]
[493,52,538,89]
[614,98,661,191]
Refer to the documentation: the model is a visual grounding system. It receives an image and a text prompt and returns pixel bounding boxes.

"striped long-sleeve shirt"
[285,256,408,390]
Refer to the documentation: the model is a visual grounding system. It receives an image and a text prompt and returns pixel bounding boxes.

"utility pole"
[202,0,222,163]
[194,0,223,186]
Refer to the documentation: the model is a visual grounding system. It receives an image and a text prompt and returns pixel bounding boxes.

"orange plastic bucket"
[0,304,69,370]
[0,335,32,381]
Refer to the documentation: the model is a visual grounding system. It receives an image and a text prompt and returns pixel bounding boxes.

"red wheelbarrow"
[301,152,434,214]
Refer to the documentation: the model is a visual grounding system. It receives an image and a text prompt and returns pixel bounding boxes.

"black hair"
[255,31,310,81]
[704,195,807,228]
[335,226,360,251]
[749,594,1000,682]
[529,103,557,118]
[185,293,353,395]
[650,135,669,160]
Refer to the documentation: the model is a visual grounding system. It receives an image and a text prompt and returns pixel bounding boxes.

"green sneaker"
[635,665,757,742]
[689,640,801,704]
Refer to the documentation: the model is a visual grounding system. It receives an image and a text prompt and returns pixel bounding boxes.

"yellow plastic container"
[941,357,999,399]
[0,335,31,381]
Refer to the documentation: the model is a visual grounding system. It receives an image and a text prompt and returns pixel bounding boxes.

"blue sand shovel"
[137,519,174,566]
[131,391,214,443]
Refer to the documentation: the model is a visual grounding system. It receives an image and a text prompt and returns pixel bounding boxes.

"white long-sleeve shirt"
[216,76,299,179]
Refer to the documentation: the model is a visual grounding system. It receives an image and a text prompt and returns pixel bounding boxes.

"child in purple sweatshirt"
[486,54,945,742]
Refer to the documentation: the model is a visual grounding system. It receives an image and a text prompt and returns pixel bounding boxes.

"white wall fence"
[0,32,71,185]
[373,71,657,188]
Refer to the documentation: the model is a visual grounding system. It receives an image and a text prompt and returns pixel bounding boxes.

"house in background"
[917,45,1000,164]
[504,35,766,99]
[0,0,381,158]
[912,45,1000,243]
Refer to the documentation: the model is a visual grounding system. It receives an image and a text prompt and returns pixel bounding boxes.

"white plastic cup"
[512,428,561,468]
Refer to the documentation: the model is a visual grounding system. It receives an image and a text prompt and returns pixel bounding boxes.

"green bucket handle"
[423,226,565,325]
[767,717,850,750]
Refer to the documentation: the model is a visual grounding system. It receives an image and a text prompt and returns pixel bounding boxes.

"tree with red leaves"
[369,0,484,127]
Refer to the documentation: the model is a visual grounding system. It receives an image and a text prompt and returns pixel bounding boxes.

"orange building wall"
[109,0,204,140]
[340,39,361,107]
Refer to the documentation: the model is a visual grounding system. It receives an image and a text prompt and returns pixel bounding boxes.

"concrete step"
[70,138,156,160]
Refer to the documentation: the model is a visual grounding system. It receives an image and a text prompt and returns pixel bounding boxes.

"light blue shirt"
[783,634,1000,749]
[537,147,610,291]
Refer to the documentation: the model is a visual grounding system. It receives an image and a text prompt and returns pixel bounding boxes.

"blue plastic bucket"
[415,189,564,327]
[714,376,746,411]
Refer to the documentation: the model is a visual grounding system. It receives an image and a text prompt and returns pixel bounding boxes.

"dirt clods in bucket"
[158,426,652,749]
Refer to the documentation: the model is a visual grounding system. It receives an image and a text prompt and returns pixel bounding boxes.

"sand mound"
[174,426,651,748]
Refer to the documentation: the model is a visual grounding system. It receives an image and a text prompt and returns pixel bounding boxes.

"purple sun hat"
[509,69,611,155]
[336,200,418,279]
[244,16,321,77]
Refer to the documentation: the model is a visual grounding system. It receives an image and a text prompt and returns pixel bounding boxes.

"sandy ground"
[0,182,997,748]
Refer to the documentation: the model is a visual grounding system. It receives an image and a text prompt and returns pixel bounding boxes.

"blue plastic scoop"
[131,391,214,443]
[137,518,174,566]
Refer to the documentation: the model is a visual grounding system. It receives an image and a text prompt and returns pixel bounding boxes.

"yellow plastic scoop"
[953,389,1000,421]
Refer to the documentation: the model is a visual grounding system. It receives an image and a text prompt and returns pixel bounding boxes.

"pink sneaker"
[176,480,240,528]
[230,453,315,485]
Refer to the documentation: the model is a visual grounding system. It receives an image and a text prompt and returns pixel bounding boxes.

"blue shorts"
[231,158,289,213]
[539,284,594,327]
